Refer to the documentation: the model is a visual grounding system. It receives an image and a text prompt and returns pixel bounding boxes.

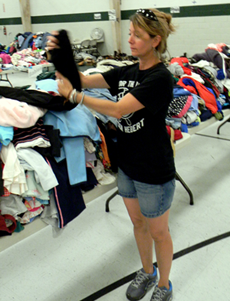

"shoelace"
[151,286,167,301]
[132,270,149,288]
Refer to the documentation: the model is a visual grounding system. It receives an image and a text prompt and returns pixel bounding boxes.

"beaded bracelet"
[69,89,77,104]
[79,92,85,105]
[68,89,84,105]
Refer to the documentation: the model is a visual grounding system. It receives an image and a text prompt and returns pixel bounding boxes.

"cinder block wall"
[0,0,229,58]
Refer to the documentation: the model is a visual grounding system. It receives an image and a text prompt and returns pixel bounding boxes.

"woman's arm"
[79,72,110,89]
[56,72,145,119]
[76,91,144,119]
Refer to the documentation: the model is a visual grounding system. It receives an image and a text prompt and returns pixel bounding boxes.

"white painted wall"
[0,0,229,58]
[121,14,230,58]
[120,0,230,58]
[167,15,230,58]
[30,0,113,55]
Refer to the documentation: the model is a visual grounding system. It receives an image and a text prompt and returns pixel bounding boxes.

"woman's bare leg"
[123,197,154,274]
[148,209,173,289]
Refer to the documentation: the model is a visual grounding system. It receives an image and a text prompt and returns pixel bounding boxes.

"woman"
[47,8,176,301]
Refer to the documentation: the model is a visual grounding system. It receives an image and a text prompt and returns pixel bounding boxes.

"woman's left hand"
[56,71,73,99]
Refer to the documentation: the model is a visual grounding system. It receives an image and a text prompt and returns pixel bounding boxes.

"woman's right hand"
[55,71,74,99]
[46,31,60,51]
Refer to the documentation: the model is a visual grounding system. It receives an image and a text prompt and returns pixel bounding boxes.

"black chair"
[217,116,230,134]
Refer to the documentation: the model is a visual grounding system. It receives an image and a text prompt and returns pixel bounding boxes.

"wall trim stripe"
[0,4,229,26]
[31,12,109,24]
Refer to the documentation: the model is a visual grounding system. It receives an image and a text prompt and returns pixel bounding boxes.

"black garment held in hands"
[49,29,82,91]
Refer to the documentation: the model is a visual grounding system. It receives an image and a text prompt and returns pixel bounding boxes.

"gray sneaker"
[150,280,173,301]
[126,265,158,301]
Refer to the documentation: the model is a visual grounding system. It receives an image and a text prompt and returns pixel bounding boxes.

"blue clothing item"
[35,36,42,48]
[47,157,86,228]
[181,123,188,133]
[35,79,59,94]
[188,93,199,115]
[187,121,200,127]
[182,78,198,93]
[84,88,118,127]
[20,33,34,50]
[165,117,182,130]
[43,104,101,185]
[217,69,225,80]
[200,109,213,121]
[6,46,10,54]
[216,99,222,111]
[173,85,191,98]
[0,125,14,146]
[207,87,222,112]
[41,32,51,50]
[58,136,86,185]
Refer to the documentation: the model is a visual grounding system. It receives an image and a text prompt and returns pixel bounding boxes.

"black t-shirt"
[102,62,175,184]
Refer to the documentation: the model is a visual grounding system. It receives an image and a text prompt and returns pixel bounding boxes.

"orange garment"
[177,76,218,114]
[99,128,110,164]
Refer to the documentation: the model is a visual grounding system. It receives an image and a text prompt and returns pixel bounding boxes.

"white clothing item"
[84,137,96,153]
[98,172,116,185]
[0,97,47,128]
[217,96,226,106]
[181,72,205,84]
[21,170,50,200]
[19,206,43,224]
[96,59,134,72]
[0,194,28,218]
[190,60,211,68]
[41,192,59,229]
[15,137,51,150]
[83,68,103,76]
[92,160,116,185]
[95,65,114,72]
[0,142,28,194]
[17,148,58,191]
[97,59,133,68]
[219,52,230,79]
[221,78,230,90]
[182,111,199,125]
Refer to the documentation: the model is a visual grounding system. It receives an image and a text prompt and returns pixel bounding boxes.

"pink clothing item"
[174,95,193,118]
[0,53,11,64]
[0,97,47,128]
[24,199,42,212]
[206,43,227,53]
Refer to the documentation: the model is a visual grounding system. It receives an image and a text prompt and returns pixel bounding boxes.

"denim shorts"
[117,168,175,218]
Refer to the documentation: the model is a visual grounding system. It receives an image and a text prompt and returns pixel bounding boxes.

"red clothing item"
[166,126,183,141]
[170,57,192,75]
[177,76,218,114]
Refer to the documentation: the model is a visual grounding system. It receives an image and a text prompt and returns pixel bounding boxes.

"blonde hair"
[129,8,176,59]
